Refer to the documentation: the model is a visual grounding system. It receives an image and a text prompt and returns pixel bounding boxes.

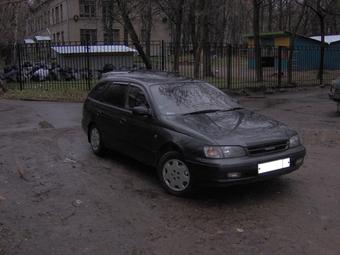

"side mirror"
[132,106,151,116]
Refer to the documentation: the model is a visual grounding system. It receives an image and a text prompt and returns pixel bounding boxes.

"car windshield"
[150,82,240,115]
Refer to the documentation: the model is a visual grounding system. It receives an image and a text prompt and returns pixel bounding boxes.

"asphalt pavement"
[0,88,339,255]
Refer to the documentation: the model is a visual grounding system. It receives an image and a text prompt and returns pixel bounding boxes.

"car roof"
[99,70,199,86]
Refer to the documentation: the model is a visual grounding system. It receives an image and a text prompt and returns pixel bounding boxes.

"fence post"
[227,44,232,89]
[278,46,282,88]
[161,40,165,71]
[86,42,91,91]
[16,43,23,91]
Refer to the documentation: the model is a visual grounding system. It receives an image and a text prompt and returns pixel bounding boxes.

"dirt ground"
[0,87,339,255]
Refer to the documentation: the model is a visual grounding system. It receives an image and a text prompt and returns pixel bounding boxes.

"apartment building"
[25,0,171,44]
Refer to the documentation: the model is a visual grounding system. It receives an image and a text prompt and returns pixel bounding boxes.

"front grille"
[247,140,289,156]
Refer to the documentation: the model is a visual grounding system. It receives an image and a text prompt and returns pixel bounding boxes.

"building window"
[56,32,60,42]
[113,29,120,41]
[56,6,59,23]
[52,8,55,24]
[80,29,97,44]
[79,0,96,17]
[102,0,115,20]
[141,29,148,42]
[61,31,64,43]
[103,33,112,44]
[104,29,120,44]
[60,4,63,21]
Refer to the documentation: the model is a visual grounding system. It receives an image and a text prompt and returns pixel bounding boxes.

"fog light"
[296,158,304,165]
[227,172,241,178]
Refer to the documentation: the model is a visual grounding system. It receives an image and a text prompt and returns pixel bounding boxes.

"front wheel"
[89,125,106,156]
[157,151,194,196]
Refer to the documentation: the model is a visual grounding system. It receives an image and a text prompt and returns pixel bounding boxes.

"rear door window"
[102,83,128,108]
[88,82,108,101]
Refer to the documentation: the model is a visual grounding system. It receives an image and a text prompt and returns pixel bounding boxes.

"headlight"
[204,146,246,159]
[289,135,300,148]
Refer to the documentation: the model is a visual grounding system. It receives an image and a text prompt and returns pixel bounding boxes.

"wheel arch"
[157,142,183,164]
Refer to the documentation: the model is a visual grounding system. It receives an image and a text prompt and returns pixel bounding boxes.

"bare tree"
[140,0,153,58]
[303,0,334,84]
[157,0,185,72]
[253,0,263,82]
[288,0,307,84]
[115,0,152,69]
[268,0,273,31]
[0,0,28,64]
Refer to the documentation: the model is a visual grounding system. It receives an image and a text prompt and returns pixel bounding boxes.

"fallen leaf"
[64,158,77,164]
[16,161,28,181]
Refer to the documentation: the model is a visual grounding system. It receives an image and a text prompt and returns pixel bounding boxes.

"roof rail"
[130,69,180,76]
[101,70,130,79]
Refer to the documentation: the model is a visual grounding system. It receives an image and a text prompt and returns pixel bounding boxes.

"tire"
[89,125,106,156]
[157,151,194,196]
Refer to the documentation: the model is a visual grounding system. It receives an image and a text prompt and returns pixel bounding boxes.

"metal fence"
[1,41,340,91]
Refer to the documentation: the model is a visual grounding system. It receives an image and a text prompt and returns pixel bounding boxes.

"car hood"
[163,109,294,146]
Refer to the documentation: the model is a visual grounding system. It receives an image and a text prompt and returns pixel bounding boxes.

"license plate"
[258,158,290,174]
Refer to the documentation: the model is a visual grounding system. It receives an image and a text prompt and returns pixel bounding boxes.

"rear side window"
[88,82,108,100]
[102,83,128,108]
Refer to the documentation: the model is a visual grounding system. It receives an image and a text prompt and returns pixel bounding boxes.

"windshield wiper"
[224,107,243,111]
[184,109,223,115]
[184,107,243,115]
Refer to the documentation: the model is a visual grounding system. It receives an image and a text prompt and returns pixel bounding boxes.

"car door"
[97,82,130,152]
[124,84,159,165]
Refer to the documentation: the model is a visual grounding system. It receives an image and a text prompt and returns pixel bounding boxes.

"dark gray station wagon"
[82,71,306,196]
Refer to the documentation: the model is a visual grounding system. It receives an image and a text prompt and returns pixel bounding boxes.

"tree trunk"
[279,0,283,30]
[172,0,184,73]
[260,3,264,32]
[318,15,325,85]
[253,0,262,82]
[123,25,129,45]
[189,2,198,64]
[193,0,206,78]
[201,0,213,77]
[12,2,19,65]
[268,0,273,32]
[288,1,306,85]
[203,43,213,77]
[194,47,202,78]
[287,0,292,31]
[144,0,152,59]
[116,0,152,69]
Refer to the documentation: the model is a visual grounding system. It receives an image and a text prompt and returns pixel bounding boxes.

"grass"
[2,87,89,102]
[1,80,96,102]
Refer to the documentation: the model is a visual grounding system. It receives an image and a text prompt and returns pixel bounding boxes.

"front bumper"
[186,145,306,187]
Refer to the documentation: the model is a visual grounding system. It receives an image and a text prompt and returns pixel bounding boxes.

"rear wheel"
[89,125,105,156]
[157,151,194,196]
